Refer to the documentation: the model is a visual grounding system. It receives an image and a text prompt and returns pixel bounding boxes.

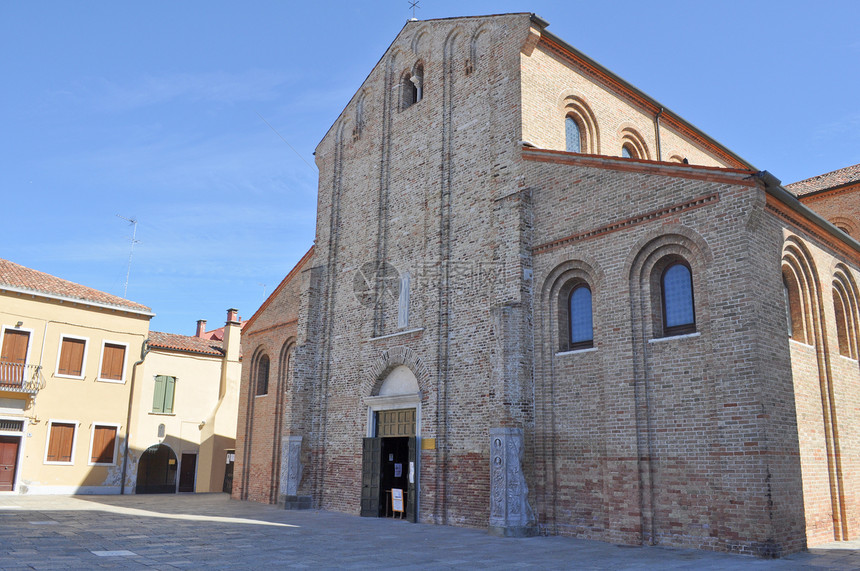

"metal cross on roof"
[409,0,420,19]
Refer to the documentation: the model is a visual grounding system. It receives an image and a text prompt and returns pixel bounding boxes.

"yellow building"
[130,311,241,494]
[0,258,151,494]
[1,258,242,496]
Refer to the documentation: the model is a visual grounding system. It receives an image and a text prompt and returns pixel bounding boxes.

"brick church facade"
[233,13,860,556]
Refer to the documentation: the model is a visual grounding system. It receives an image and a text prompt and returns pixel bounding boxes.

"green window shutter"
[163,376,175,414]
[152,376,166,413]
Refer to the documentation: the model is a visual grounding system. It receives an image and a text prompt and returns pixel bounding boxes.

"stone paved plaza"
[0,493,858,569]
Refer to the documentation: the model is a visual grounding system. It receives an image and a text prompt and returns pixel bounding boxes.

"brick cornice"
[766,194,860,266]
[533,192,720,256]
[522,147,755,186]
[797,181,860,203]
[538,35,749,170]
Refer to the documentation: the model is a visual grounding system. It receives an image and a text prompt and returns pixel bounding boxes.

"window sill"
[555,347,597,356]
[254,394,268,398]
[649,332,700,344]
[96,378,126,384]
[54,374,85,381]
[88,462,117,467]
[369,328,425,342]
[148,412,175,416]
[43,461,74,466]
[837,353,858,363]
[788,338,814,348]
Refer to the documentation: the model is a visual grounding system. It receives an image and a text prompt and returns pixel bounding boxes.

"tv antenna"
[117,215,140,298]
[409,0,420,20]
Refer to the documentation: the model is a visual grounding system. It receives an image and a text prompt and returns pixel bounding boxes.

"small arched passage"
[136,444,178,494]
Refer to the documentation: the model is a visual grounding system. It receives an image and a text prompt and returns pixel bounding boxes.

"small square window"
[99,342,127,382]
[57,336,87,378]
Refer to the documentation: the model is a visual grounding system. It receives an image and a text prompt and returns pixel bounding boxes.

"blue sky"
[2,1,858,335]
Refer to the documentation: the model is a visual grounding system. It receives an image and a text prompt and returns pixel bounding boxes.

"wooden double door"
[360,408,418,522]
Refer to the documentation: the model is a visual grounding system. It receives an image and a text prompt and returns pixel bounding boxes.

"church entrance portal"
[361,408,418,522]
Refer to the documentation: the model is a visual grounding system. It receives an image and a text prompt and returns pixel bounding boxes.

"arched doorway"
[361,365,421,522]
[136,444,178,494]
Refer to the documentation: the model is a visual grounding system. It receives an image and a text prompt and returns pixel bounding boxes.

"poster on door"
[394,463,402,478]
[391,488,404,512]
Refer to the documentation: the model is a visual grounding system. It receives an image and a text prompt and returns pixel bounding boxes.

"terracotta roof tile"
[0,258,151,313]
[786,163,860,197]
[148,331,224,356]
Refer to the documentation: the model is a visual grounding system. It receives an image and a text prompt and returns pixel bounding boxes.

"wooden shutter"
[47,423,75,462]
[163,376,175,413]
[152,376,175,413]
[91,426,116,464]
[58,338,85,376]
[152,376,166,413]
[100,344,125,380]
[1,330,29,383]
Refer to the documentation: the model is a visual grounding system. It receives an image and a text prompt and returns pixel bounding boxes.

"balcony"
[0,362,46,394]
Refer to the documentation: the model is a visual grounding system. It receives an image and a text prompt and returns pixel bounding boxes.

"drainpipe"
[654,107,664,161]
[120,339,150,494]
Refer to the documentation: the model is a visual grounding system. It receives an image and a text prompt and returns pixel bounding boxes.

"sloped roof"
[0,257,152,315]
[786,163,860,197]
[243,246,314,333]
[148,331,224,356]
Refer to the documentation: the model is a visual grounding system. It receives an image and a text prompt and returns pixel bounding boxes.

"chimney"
[223,308,241,364]
[196,319,207,337]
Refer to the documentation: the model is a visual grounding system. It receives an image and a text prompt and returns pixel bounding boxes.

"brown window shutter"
[91,426,116,463]
[47,423,75,462]
[58,338,85,376]
[101,344,125,380]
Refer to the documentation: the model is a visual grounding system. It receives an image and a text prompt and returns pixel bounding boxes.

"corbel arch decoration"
[560,93,599,155]
[353,91,368,140]
[829,217,857,239]
[400,61,425,110]
[619,126,651,160]
[466,25,488,75]
[782,237,819,345]
[832,266,860,359]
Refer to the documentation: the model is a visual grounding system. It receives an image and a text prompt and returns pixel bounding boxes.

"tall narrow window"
[256,355,270,396]
[398,272,411,329]
[783,277,794,337]
[565,116,581,153]
[568,285,594,349]
[152,375,176,414]
[661,262,695,336]
[621,145,633,158]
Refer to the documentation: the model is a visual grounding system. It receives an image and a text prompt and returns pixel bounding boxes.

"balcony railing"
[0,362,46,394]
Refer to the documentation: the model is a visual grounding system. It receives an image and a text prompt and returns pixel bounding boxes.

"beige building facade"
[0,258,151,494]
[130,312,242,494]
[0,258,242,496]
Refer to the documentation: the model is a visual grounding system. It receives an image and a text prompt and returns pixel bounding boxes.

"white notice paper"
[409,461,414,484]
[392,488,404,512]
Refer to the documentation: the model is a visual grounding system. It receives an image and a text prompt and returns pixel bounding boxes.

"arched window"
[783,276,794,337]
[256,354,270,396]
[622,144,634,159]
[565,116,582,153]
[661,262,695,336]
[568,284,594,349]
